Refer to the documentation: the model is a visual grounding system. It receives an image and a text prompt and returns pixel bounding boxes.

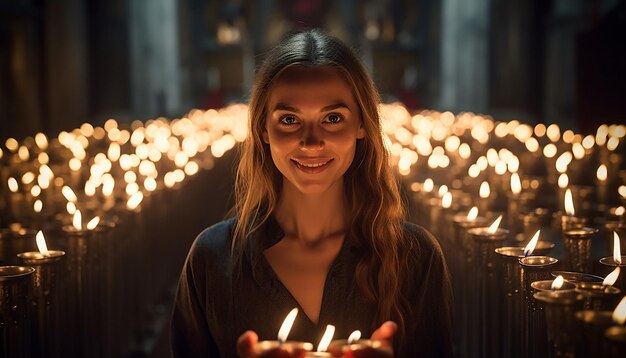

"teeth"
[296,160,329,168]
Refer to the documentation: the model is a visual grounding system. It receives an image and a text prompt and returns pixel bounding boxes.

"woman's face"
[263,66,365,194]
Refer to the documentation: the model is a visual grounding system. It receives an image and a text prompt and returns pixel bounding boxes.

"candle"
[559,188,588,231]
[328,331,392,358]
[305,324,335,357]
[603,296,626,357]
[562,227,598,273]
[575,267,622,311]
[254,308,313,357]
[599,232,626,292]
[0,265,36,357]
[533,289,584,358]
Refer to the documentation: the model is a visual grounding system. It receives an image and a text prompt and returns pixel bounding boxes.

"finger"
[371,321,398,341]
[236,330,259,357]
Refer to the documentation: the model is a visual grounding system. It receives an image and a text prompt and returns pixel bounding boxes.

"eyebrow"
[272,102,351,113]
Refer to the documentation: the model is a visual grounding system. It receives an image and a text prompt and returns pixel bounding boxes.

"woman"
[171,30,452,357]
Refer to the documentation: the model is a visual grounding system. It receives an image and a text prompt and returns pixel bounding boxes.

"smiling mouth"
[291,158,334,170]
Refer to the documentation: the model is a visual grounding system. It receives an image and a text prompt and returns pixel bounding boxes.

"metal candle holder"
[0,265,35,358]
[575,282,621,311]
[575,310,614,358]
[562,227,599,273]
[533,290,584,358]
[518,256,559,358]
[467,226,509,358]
[494,247,526,358]
[598,256,626,293]
[17,250,66,358]
[0,225,37,265]
[604,326,626,358]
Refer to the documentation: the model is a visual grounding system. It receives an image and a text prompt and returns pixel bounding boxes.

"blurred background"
[1,0,625,140]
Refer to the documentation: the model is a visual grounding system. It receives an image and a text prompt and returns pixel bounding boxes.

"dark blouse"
[170,216,453,357]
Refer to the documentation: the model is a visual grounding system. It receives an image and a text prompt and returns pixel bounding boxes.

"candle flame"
[479,181,490,199]
[558,174,569,189]
[615,232,622,264]
[487,215,503,234]
[347,330,361,344]
[551,275,564,290]
[34,200,43,213]
[317,325,335,352]
[126,192,144,210]
[87,216,100,230]
[467,207,478,221]
[524,230,541,257]
[438,185,448,197]
[423,178,434,193]
[442,192,452,209]
[277,308,298,343]
[617,206,625,216]
[612,296,626,325]
[564,189,575,216]
[62,186,78,202]
[8,177,18,192]
[510,173,521,195]
[66,202,76,215]
[36,231,50,257]
[597,164,608,181]
[73,210,82,231]
[604,267,620,286]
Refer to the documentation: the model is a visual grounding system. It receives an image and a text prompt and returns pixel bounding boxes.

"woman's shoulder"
[401,221,444,260]
[187,217,238,265]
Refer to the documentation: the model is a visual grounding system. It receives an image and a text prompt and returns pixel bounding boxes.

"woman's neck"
[275,179,347,246]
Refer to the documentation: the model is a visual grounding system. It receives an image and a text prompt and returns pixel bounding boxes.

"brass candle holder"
[575,310,614,358]
[533,290,584,358]
[0,265,36,358]
[562,227,599,273]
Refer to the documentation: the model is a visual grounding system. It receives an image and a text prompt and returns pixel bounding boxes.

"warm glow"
[564,189,575,216]
[144,177,157,192]
[21,172,35,185]
[8,177,18,192]
[317,325,335,352]
[487,215,503,234]
[612,296,626,325]
[468,165,480,178]
[617,207,625,216]
[108,143,121,162]
[438,185,449,197]
[510,173,521,195]
[543,144,557,158]
[442,192,452,209]
[35,133,48,150]
[36,231,50,257]
[558,174,569,189]
[604,267,620,287]
[102,178,115,197]
[582,135,595,149]
[615,232,622,265]
[525,137,539,152]
[73,210,82,231]
[127,192,144,210]
[66,202,76,215]
[31,185,41,197]
[479,181,490,199]
[84,181,96,197]
[620,185,626,198]
[423,178,434,193]
[551,275,564,290]
[467,207,478,221]
[524,230,541,257]
[18,145,29,161]
[277,308,299,343]
[87,216,100,230]
[597,164,608,182]
[5,138,18,152]
[347,330,361,344]
[572,143,585,159]
[607,136,619,151]
[62,186,78,203]
[33,200,42,213]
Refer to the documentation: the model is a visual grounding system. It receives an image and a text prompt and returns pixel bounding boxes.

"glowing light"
[495,161,507,175]
[127,192,144,210]
[612,296,626,325]
[33,200,42,213]
[317,325,335,352]
[620,185,626,198]
[36,231,50,257]
[69,158,82,171]
[534,123,546,137]
[84,181,96,197]
[30,185,41,197]
[458,143,471,159]
[564,189,575,216]
[18,145,29,161]
[551,275,564,290]
[524,230,541,257]
[184,161,200,176]
[438,185,448,197]
[615,232,622,265]
[423,179,434,193]
[8,177,18,192]
[277,308,299,343]
[347,331,361,344]
[21,172,35,185]
[442,192,452,209]
[479,181,490,199]
[597,164,608,182]
[510,173,522,195]
[558,174,569,189]
[35,133,48,150]
[467,207,478,221]
[617,207,625,216]
[62,186,78,203]
[582,135,595,149]
[73,210,82,231]
[108,143,121,162]
[124,171,137,183]
[86,216,100,230]
[604,267,620,287]
[66,202,76,215]
[543,144,557,158]
[525,137,539,152]
[144,177,157,192]
[572,143,585,159]
[607,137,619,151]
[5,138,18,152]
[487,215,503,235]
[546,124,561,142]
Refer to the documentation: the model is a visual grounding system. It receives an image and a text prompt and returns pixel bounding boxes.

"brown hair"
[232,29,410,345]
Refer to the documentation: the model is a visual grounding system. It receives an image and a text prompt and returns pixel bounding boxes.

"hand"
[237,330,259,357]
[361,321,395,357]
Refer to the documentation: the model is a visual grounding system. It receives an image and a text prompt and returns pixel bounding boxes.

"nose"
[299,124,324,151]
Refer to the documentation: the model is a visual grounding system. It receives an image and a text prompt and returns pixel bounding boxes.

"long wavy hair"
[232,29,410,345]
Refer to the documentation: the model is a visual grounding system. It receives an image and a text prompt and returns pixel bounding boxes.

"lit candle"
[328,330,392,358]
[254,308,313,357]
[306,324,335,357]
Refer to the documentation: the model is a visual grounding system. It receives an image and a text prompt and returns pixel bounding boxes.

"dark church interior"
[1,0,626,357]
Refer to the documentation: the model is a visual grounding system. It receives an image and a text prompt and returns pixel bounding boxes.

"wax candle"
[254,308,313,358]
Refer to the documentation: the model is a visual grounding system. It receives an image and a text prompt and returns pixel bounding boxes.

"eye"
[326,113,343,124]
[279,115,299,125]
